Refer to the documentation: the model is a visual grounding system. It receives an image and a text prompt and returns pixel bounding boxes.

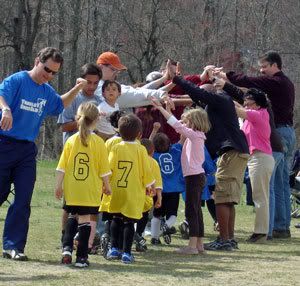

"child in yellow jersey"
[55,102,111,268]
[97,110,125,258]
[106,114,155,264]
[134,138,163,252]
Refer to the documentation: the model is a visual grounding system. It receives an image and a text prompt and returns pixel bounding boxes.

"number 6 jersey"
[56,132,111,206]
[153,143,185,193]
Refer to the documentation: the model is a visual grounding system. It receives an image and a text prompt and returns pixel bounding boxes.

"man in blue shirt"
[58,63,103,144]
[0,47,87,260]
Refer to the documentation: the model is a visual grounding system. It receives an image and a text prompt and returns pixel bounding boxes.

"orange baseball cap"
[96,52,127,70]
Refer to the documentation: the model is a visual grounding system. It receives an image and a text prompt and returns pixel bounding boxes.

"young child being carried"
[105,114,155,264]
[96,80,121,140]
[152,98,210,254]
[55,102,111,267]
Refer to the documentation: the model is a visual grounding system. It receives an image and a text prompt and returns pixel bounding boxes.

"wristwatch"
[2,107,11,112]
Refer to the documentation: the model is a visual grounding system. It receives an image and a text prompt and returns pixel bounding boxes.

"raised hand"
[213,78,226,90]
[75,78,88,89]
[153,122,161,131]
[167,59,176,79]
[176,62,183,76]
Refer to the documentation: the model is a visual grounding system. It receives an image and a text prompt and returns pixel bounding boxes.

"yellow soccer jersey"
[100,136,123,212]
[144,157,163,212]
[105,136,122,153]
[108,141,155,219]
[57,133,111,207]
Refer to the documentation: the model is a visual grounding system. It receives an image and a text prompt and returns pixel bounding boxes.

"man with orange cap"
[95,52,169,108]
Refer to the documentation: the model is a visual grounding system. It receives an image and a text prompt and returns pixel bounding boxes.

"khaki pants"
[248,151,275,234]
[215,150,249,204]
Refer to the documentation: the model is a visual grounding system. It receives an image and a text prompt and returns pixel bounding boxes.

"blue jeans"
[274,126,296,231]
[268,151,284,236]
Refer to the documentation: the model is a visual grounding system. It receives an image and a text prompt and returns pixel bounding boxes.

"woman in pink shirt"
[234,88,275,242]
[152,99,210,254]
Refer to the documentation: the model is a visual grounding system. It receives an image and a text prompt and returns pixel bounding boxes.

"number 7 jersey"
[108,141,155,219]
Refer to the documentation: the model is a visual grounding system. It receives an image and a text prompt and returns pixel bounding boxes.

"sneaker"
[100,233,110,258]
[295,223,300,229]
[134,233,147,252]
[151,238,162,245]
[169,226,177,235]
[74,257,90,268]
[272,230,291,239]
[204,239,233,251]
[61,246,73,264]
[121,252,135,264]
[229,238,239,249]
[178,221,189,240]
[246,233,267,243]
[3,249,28,261]
[204,237,220,248]
[106,247,121,260]
[162,224,172,244]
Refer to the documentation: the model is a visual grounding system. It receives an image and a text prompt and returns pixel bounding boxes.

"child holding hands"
[152,98,210,254]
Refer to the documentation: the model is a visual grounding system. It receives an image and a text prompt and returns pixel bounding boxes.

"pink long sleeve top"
[242,108,272,155]
[167,115,206,177]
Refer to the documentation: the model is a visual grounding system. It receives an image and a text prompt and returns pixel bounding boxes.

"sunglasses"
[43,65,58,75]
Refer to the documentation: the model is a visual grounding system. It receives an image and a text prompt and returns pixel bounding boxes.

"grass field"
[0,161,300,286]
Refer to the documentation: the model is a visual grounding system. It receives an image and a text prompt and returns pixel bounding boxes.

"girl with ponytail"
[55,102,112,268]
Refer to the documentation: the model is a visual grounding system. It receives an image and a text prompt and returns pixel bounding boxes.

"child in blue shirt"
[151,132,185,245]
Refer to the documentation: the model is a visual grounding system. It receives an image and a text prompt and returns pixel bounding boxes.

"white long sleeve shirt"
[95,80,166,109]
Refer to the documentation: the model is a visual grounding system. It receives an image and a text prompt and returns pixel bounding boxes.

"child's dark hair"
[102,80,121,93]
[109,110,126,129]
[153,133,170,153]
[118,114,142,141]
[140,138,154,155]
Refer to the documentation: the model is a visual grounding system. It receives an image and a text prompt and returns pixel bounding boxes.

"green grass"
[0,161,300,286]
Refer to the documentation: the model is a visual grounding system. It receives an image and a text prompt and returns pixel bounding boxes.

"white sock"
[151,217,161,239]
[166,215,177,228]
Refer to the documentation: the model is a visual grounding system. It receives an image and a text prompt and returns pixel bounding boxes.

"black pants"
[185,173,206,237]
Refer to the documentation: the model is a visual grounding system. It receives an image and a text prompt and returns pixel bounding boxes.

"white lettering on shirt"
[20,98,47,116]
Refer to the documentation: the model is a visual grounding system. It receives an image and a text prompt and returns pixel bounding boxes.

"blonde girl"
[55,102,111,267]
[152,99,210,254]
